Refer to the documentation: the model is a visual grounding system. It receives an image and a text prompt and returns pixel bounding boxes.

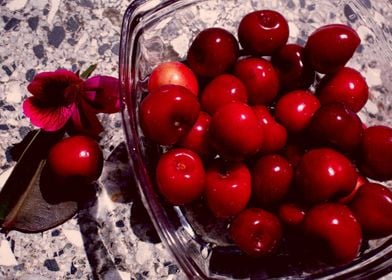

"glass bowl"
[119,0,392,279]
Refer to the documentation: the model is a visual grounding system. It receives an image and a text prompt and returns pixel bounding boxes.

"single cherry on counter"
[47,135,103,184]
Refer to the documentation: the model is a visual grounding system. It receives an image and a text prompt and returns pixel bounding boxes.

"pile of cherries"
[139,9,392,266]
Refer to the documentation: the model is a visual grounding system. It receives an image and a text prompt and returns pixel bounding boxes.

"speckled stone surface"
[0,0,185,279]
[0,0,392,279]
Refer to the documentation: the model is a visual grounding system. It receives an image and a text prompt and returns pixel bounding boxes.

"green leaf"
[80,64,98,79]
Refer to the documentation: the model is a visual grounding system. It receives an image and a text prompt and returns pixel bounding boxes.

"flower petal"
[69,100,103,138]
[83,75,120,113]
[22,97,75,131]
[27,69,83,107]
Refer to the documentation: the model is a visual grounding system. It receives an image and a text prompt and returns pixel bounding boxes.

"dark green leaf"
[80,64,98,79]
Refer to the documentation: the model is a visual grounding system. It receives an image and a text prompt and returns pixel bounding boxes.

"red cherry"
[307,103,364,152]
[316,67,369,112]
[234,57,280,105]
[275,90,320,133]
[201,74,248,115]
[304,24,361,74]
[155,148,205,205]
[359,125,392,181]
[303,203,362,265]
[187,27,239,77]
[253,105,287,153]
[281,139,306,167]
[252,154,293,207]
[178,111,213,158]
[139,85,200,145]
[278,203,306,227]
[205,159,251,218]
[349,182,392,239]
[209,102,264,160]
[238,10,289,56]
[148,61,199,95]
[47,135,103,183]
[271,44,315,91]
[338,174,368,204]
[295,148,357,204]
[230,208,282,257]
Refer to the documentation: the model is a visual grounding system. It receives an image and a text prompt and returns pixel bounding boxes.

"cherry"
[209,102,264,160]
[281,138,306,167]
[295,148,357,204]
[252,105,287,154]
[139,85,200,145]
[307,103,364,153]
[187,27,239,77]
[155,148,205,205]
[252,154,293,207]
[230,208,282,257]
[234,57,280,105]
[238,10,289,56]
[349,182,392,239]
[271,44,315,91]
[147,61,199,95]
[359,125,392,181]
[338,174,368,204]
[316,67,369,112]
[47,135,103,184]
[275,90,320,133]
[304,24,361,74]
[278,203,306,227]
[303,203,362,265]
[205,159,251,218]
[201,74,248,115]
[178,111,213,158]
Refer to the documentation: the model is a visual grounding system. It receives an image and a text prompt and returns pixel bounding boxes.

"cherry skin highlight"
[209,102,264,160]
[349,182,392,239]
[178,111,213,159]
[304,24,361,74]
[187,27,239,77]
[316,67,369,112]
[234,57,280,105]
[252,105,287,154]
[205,159,251,218]
[147,61,199,96]
[272,43,315,91]
[278,203,306,227]
[155,148,205,205]
[275,90,320,133]
[238,10,289,56]
[252,154,293,207]
[307,103,364,153]
[230,208,283,257]
[47,135,103,184]
[303,203,362,265]
[139,85,200,145]
[359,125,392,181]
[295,148,357,204]
[201,74,248,115]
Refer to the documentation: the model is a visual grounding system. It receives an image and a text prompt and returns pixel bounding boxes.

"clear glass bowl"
[119,0,392,279]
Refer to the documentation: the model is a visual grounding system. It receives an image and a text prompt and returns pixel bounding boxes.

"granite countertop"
[0,0,391,279]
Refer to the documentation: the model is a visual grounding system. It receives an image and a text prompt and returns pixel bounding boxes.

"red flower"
[23,69,120,138]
